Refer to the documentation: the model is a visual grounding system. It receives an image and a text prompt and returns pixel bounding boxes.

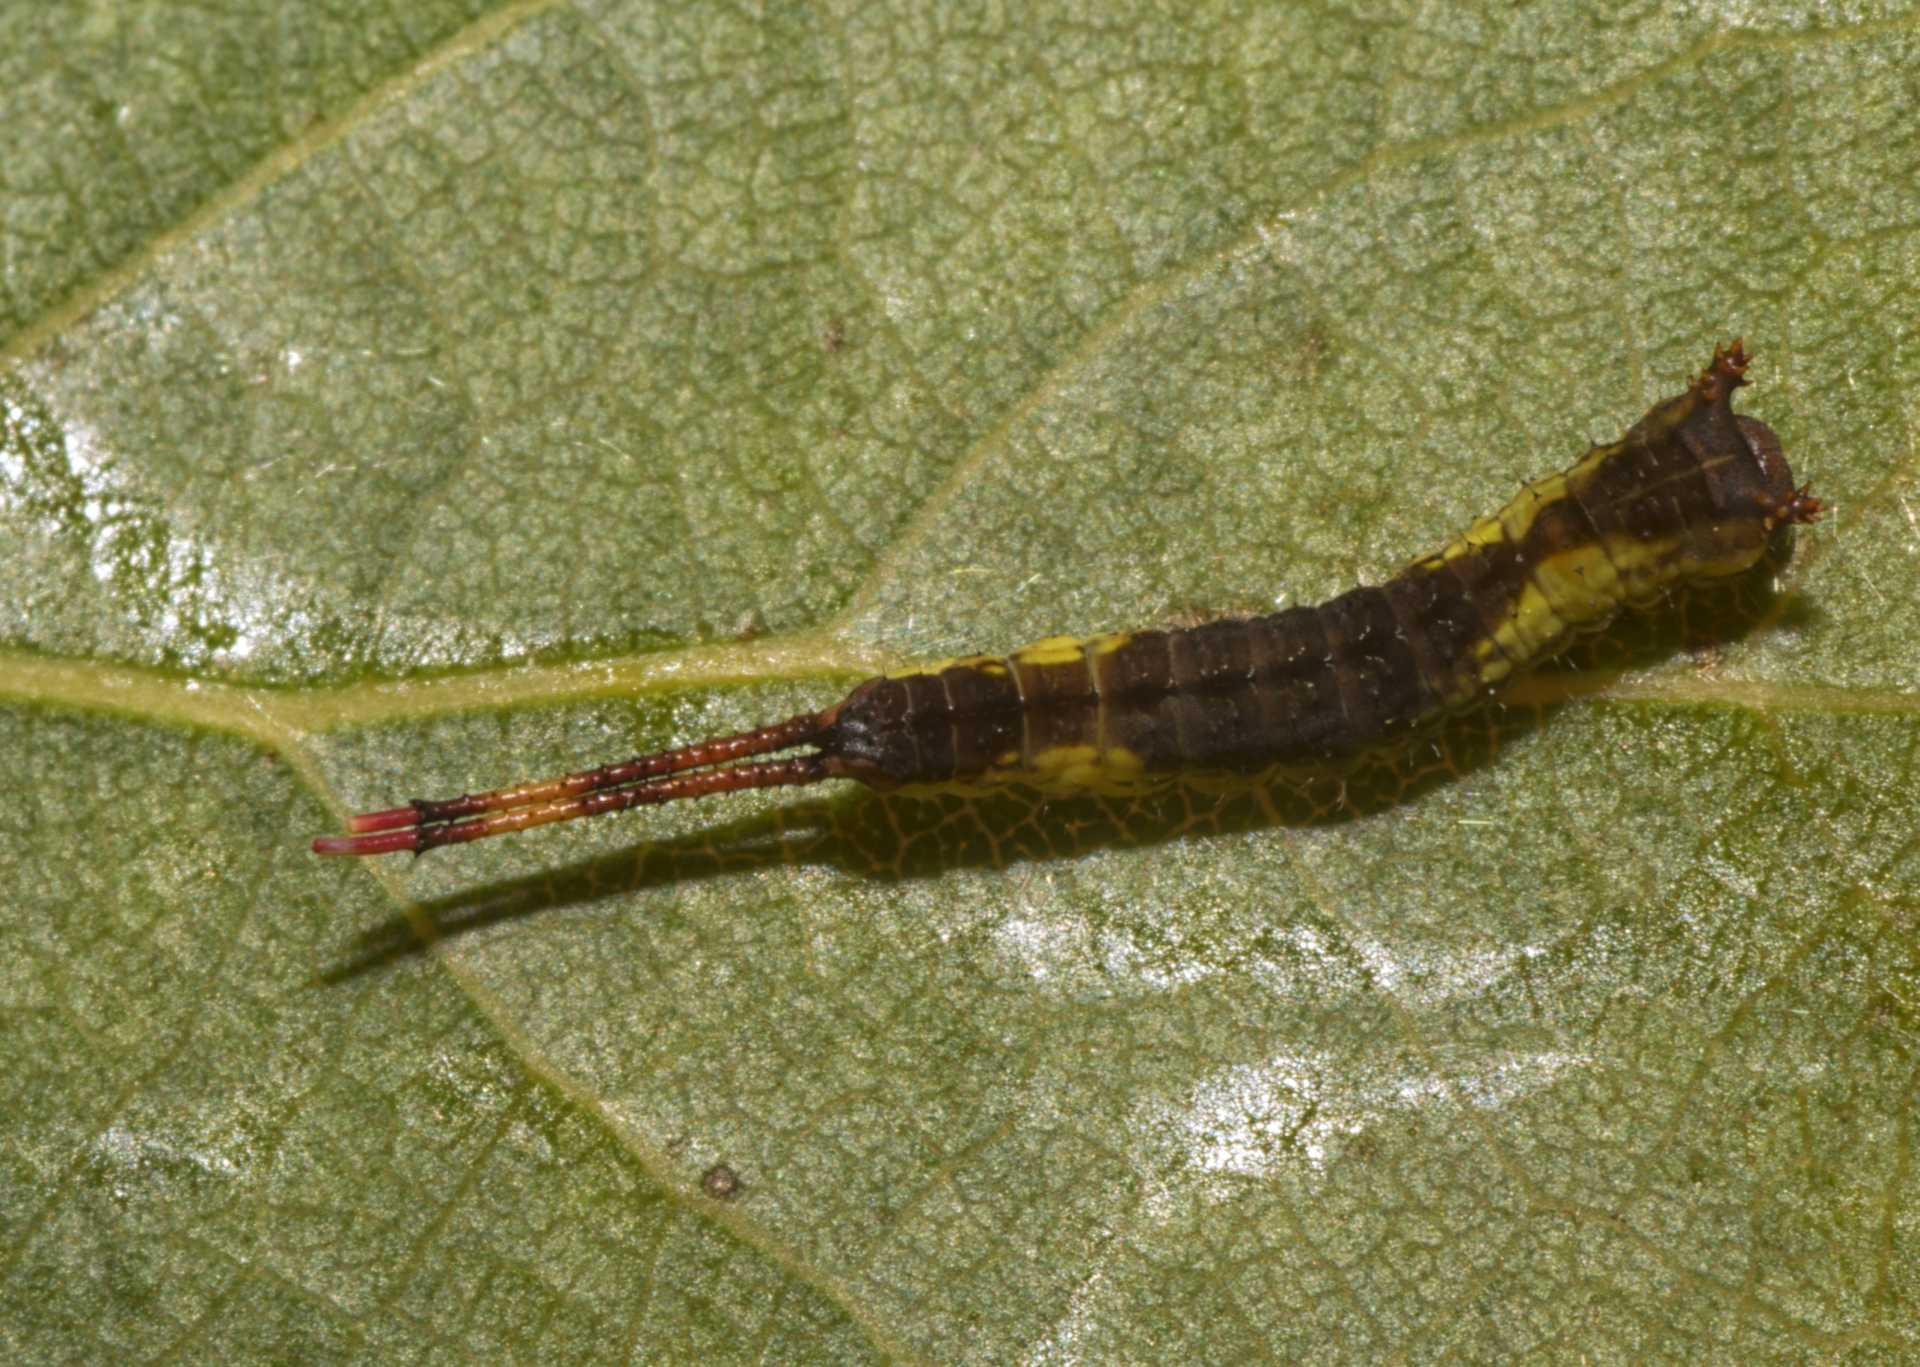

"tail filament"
[312,713,832,856]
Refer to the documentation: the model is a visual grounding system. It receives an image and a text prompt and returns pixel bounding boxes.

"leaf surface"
[5,3,1918,1360]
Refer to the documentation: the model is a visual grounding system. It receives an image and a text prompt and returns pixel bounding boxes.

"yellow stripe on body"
[1011,632,1154,793]
[1010,634,1088,668]
[885,652,1007,679]
[1432,488,1561,692]
[1433,450,1684,693]
[888,632,1134,679]
[1020,742,1149,796]
[879,631,1154,796]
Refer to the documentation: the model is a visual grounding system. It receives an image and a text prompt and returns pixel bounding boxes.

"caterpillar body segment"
[313,343,1819,857]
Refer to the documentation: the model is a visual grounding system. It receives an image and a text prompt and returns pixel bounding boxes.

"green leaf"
[4,3,1917,1360]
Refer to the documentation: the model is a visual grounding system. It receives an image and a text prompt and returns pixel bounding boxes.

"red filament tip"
[313,829,421,857]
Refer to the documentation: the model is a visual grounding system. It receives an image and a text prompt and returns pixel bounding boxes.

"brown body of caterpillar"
[315,342,1820,856]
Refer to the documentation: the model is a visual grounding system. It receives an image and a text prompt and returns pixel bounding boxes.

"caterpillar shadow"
[319,545,1812,985]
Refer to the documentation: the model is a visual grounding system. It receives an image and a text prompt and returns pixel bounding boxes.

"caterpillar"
[314,342,1819,857]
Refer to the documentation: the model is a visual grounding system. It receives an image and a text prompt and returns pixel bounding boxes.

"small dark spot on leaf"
[729,609,767,642]
[701,1163,741,1200]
